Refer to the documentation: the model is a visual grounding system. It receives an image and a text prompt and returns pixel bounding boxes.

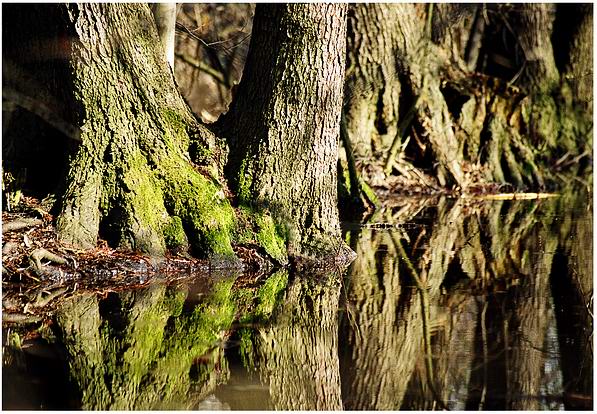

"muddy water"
[2,190,593,410]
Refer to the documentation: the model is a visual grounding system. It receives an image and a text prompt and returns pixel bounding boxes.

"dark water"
[3,191,593,410]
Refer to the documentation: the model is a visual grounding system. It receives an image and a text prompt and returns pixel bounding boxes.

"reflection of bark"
[552,192,593,409]
[340,199,462,410]
[507,226,558,410]
[253,273,342,410]
[404,293,478,410]
[56,279,236,410]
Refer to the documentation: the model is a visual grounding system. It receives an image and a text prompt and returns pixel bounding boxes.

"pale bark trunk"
[512,4,560,92]
[151,3,177,68]
[219,4,349,259]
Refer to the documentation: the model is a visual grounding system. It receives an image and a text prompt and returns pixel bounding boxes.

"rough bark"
[344,4,401,166]
[344,4,591,194]
[218,4,349,259]
[512,4,560,93]
[562,4,593,113]
[54,4,235,258]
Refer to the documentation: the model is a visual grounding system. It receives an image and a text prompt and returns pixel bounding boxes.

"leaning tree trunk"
[150,3,178,68]
[56,4,236,258]
[218,4,350,259]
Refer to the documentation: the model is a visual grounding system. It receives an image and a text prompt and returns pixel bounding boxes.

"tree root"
[31,287,68,308]
[2,313,42,324]
[2,218,42,233]
[29,248,68,275]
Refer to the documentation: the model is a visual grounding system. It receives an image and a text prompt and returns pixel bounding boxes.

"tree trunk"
[251,274,343,410]
[218,4,350,259]
[562,4,593,113]
[344,4,591,194]
[344,4,401,167]
[512,4,560,93]
[150,3,177,68]
[55,4,235,258]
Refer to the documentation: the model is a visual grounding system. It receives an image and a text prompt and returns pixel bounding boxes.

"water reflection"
[2,190,592,410]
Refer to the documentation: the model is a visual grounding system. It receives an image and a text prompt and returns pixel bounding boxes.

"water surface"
[3,191,593,410]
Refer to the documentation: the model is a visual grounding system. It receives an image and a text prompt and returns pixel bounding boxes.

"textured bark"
[54,4,235,258]
[512,4,560,92]
[562,4,593,112]
[343,4,591,194]
[344,4,401,164]
[219,4,349,259]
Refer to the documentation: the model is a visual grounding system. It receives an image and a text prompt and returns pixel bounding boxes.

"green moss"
[255,213,288,263]
[236,158,254,205]
[163,288,187,317]
[162,216,188,249]
[238,328,256,371]
[234,205,288,263]
[161,154,236,258]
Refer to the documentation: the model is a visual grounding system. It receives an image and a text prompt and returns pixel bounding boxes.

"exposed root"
[29,248,68,275]
[2,218,42,233]
[2,313,42,324]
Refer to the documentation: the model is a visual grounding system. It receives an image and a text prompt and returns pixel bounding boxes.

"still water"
[3,191,593,410]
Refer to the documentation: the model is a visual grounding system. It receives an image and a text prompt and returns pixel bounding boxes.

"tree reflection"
[25,190,593,410]
[241,270,343,410]
[340,190,592,410]
[55,277,236,410]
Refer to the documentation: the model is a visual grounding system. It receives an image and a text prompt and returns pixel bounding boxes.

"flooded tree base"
[3,187,592,410]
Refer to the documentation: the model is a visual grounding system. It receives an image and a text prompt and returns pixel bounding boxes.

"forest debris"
[2,217,42,233]
[2,241,19,256]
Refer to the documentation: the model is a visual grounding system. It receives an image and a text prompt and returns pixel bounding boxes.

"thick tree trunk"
[344,4,401,167]
[218,4,350,259]
[56,4,235,258]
